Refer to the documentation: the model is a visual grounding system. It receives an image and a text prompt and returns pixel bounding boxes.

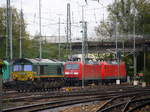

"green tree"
[95,0,150,37]
[144,69,150,83]
[30,34,68,60]
[95,0,150,78]
[95,21,114,38]
[0,7,29,59]
[0,7,7,58]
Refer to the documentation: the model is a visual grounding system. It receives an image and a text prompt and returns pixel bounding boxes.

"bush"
[144,70,150,83]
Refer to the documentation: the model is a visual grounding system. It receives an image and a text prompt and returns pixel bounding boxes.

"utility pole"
[7,0,13,60]
[114,0,120,84]
[66,3,72,59]
[39,0,42,59]
[81,5,85,88]
[143,45,146,75]
[115,0,118,58]
[58,17,61,60]
[19,1,23,58]
[6,5,8,58]
[81,20,88,89]
[133,9,137,82]
[122,39,125,56]
[84,21,88,58]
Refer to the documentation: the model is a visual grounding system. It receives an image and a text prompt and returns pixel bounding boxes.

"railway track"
[2,87,150,112]
[2,86,150,102]
[2,95,110,112]
[3,83,132,94]
[95,93,150,112]
[2,85,149,99]
[128,100,150,112]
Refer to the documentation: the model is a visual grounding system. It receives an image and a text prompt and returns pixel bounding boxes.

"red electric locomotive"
[100,61,126,83]
[64,61,126,86]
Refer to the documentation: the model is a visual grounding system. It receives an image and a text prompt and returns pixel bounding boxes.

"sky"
[0,0,114,39]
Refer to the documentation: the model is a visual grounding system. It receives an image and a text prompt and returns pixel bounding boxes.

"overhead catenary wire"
[4,0,111,43]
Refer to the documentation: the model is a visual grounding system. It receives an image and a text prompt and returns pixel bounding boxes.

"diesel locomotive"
[11,58,64,91]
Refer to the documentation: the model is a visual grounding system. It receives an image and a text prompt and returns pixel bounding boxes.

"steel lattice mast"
[39,0,42,59]
[19,0,23,58]
[6,0,13,60]
[66,3,72,58]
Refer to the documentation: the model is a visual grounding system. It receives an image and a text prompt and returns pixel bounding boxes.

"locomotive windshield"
[66,64,79,70]
[13,65,32,72]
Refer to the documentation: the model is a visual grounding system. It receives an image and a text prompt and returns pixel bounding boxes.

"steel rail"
[127,100,150,112]
[3,90,150,112]
[122,96,135,112]
[2,95,111,112]
[96,92,150,112]
[3,88,150,103]
[97,97,150,112]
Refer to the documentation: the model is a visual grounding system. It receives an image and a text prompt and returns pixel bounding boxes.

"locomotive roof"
[13,58,62,65]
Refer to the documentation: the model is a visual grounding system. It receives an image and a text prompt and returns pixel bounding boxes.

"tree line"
[95,0,150,80]
[0,7,68,60]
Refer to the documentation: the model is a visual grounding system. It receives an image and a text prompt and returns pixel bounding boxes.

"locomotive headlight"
[29,77,32,79]
[20,72,26,75]
[65,72,69,74]
[74,72,79,75]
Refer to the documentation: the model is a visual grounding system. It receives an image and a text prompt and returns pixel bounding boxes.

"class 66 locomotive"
[11,58,64,91]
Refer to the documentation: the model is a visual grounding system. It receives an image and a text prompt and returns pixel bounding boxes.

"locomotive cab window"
[24,65,32,71]
[13,65,32,72]
[13,65,22,71]
[66,64,79,70]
